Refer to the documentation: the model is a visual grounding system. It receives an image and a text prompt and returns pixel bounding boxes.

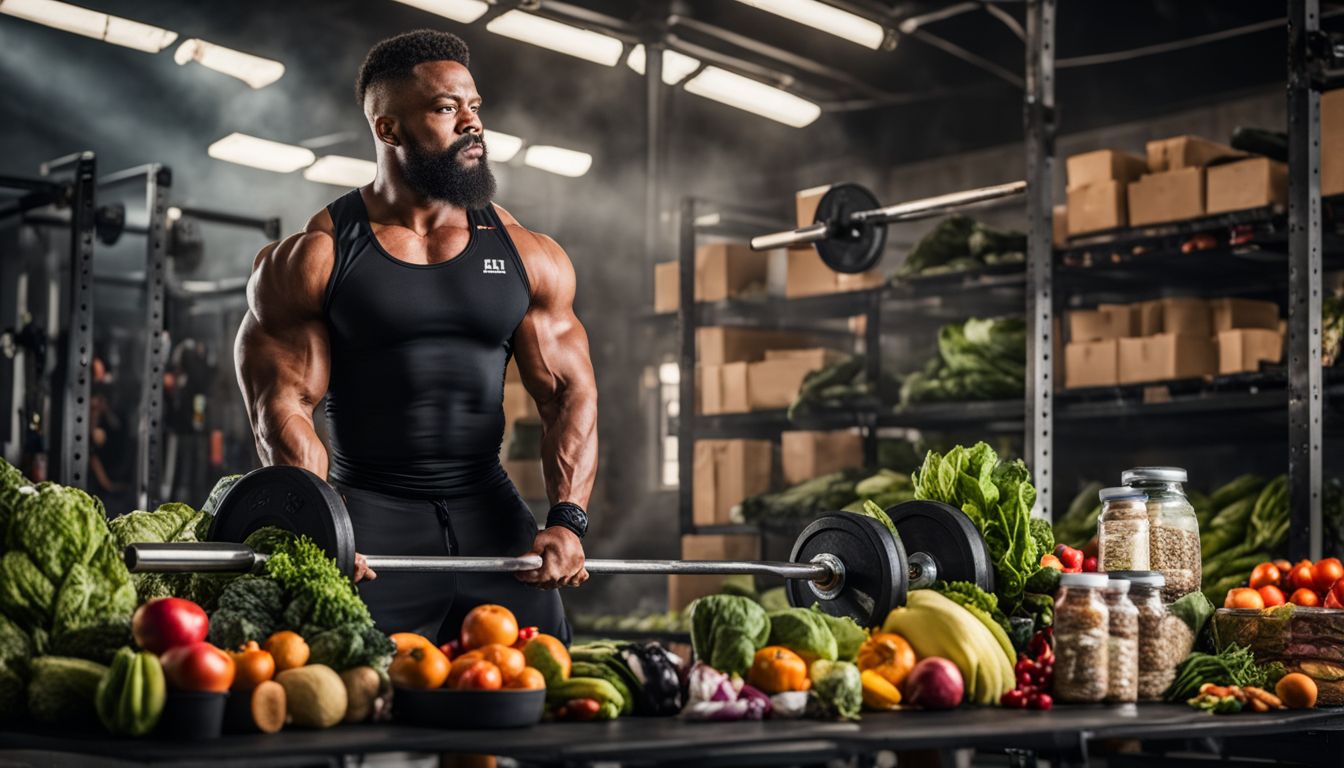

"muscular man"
[235,30,597,644]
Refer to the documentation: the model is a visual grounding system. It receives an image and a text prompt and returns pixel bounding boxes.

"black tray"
[393,687,545,729]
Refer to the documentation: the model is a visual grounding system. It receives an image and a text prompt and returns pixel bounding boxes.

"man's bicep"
[513,238,594,403]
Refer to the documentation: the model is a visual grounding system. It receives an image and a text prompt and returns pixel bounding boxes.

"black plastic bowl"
[394,687,546,729]
[154,690,228,740]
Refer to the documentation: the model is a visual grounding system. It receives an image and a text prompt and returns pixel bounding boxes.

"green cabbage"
[201,474,243,516]
[809,605,867,661]
[689,594,770,676]
[767,607,837,662]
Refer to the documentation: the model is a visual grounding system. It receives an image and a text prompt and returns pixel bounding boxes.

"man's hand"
[516,527,587,589]
[353,552,378,583]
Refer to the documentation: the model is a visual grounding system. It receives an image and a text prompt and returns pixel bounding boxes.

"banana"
[95,647,166,736]
[883,604,985,703]
[893,592,1015,705]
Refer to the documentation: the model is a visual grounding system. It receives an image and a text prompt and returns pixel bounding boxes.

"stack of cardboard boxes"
[1064,298,1282,389]
[675,428,862,608]
[697,328,846,415]
[1064,136,1286,237]
[500,361,546,500]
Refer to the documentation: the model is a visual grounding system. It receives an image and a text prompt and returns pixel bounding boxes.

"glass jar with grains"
[1054,572,1110,703]
[1109,571,1189,700]
[1102,579,1139,703]
[1098,487,1150,572]
[1122,467,1201,601]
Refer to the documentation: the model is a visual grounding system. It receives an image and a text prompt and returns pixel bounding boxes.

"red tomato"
[161,642,235,692]
[1289,561,1316,593]
[1225,588,1265,610]
[1327,576,1344,609]
[1258,585,1286,607]
[454,660,503,691]
[1055,545,1084,570]
[1273,560,1293,582]
[1290,588,1322,607]
[1082,556,1099,573]
[1249,562,1282,591]
[132,597,209,655]
[1313,558,1344,594]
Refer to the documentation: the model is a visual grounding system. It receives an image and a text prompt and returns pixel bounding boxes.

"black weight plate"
[787,511,906,627]
[207,466,356,579]
[813,183,886,274]
[886,500,994,593]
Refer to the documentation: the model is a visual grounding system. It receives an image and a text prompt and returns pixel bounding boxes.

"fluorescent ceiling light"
[175,39,285,89]
[523,145,592,178]
[0,0,177,52]
[625,45,702,85]
[304,155,377,187]
[683,66,822,128]
[486,11,622,67]
[208,133,315,173]
[486,130,523,162]
[733,0,885,50]
[389,0,487,23]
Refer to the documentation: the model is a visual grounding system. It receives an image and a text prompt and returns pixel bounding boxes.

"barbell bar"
[122,466,992,627]
[749,180,1027,273]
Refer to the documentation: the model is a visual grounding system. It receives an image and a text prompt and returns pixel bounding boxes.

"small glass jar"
[1102,579,1139,703]
[1098,487,1150,572]
[1054,572,1110,703]
[1122,467,1201,601]
[1109,571,1179,701]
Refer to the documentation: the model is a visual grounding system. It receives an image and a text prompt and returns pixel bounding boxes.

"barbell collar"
[853,180,1027,225]
[748,222,828,251]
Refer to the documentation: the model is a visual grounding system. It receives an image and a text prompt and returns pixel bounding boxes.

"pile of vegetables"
[896,216,1026,280]
[787,355,901,421]
[569,640,683,717]
[1165,643,1286,702]
[910,443,1055,630]
[899,317,1025,406]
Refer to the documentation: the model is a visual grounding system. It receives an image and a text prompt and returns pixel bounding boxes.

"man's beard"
[401,133,497,210]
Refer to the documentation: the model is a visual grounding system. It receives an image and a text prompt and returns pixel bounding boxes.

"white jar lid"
[1060,572,1109,589]
[1122,467,1187,484]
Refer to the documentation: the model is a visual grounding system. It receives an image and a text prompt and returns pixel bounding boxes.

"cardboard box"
[1159,298,1211,336]
[698,363,749,415]
[1323,89,1344,196]
[669,534,762,610]
[654,261,679,313]
[1067,181,1127,235]
[504,459,546,500]
[1128,168,1205,227]
[782,431,864,485]
[693,440,772,527]
[1145,135,1245,173]
[786,248,836,297]
[1138,300,1165,336]
[698,243,771,303]
[1053,204,1068,247]
[1118,334,1217,385]
[502,382,538,424]
[836,270,884,292]
[747,357,821,410]
[1067,149,1148,190]
[763,348,847,367]
[697,327,810,365]
[796,185,831,227]
[1216,329,1283,375]
[1068,305,1137,342]
[1206,157,1288,215]
[1065,339,1119,389]
[1209,298,1280,332]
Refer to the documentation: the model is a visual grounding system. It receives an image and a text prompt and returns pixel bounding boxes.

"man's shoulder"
[492,203,561,260]
[249,209,338,314]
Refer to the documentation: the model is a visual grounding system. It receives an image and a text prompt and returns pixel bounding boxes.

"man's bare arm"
[234,230,334,476]
[511,232,598,508]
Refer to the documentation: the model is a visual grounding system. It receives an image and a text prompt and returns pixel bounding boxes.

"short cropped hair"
[355,29,470,106]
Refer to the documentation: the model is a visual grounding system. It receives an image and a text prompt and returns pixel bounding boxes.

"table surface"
[3,705,1343,764]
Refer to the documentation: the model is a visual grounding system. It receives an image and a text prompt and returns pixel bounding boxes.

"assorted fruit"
[391,605,546,693]
[1224,558,1344,610]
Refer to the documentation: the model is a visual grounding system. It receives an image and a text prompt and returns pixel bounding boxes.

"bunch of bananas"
[882,591,1015,705]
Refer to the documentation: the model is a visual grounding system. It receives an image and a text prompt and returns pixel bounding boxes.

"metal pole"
[136,166,171,509]
[1024,0,1056,519]
[644,38,667,314]
[677,197,696,534]
[1288,0,1323,561]
[51,152,95,489]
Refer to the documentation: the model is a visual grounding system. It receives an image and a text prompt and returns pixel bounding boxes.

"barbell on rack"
[749,180,1028,274]
[122,466,993,627]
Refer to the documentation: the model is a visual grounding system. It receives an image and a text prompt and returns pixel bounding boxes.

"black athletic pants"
[334,480,571,646]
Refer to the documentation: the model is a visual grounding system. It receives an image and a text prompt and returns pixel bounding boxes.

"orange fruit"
[1225,587,1265,610]
[506,667,546,690]
[389,644,451,690]
[478,643,526,683]
[390,632,432,654]
[454,660,503,691]
[263,630,309,672]
[460,604,519,650]
[446,651,486,687]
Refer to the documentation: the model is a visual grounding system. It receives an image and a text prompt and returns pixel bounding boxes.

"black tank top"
[322,189,531,497]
